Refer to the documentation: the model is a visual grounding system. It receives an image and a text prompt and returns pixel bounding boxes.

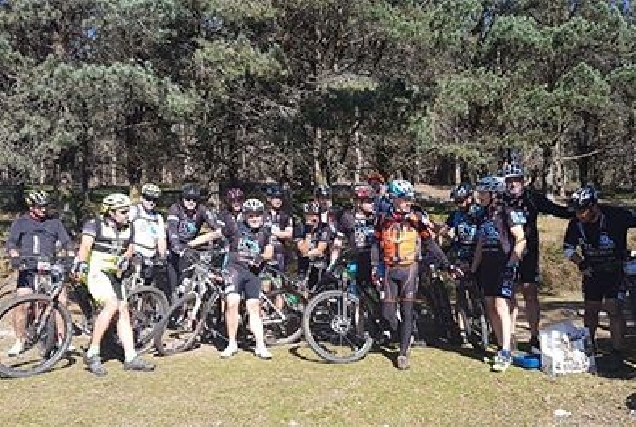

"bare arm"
[509,224,526,265]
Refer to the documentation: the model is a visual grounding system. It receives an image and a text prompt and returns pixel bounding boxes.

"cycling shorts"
[224,263,261,300]
[17,270,37,290]
[518,245,540,284]
[383,263,419,302]
[87,268,126,304]
[479,253,513,299]
[582,273,621,302]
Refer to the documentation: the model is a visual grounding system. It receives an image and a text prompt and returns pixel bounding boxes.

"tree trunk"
[554,138,565,197]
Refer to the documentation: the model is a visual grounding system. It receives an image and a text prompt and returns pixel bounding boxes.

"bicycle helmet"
[303,201,322,215]
[314,185,331,198]
[225,187,244,203]
[181,183,201,200]
[388,179,414,198]
[242,198,265,214]
[265,185,283,198]
[476,176,505,194]
[141,183,161,199]
[569,185,599,211]
[503,161,524,179]
[101,193,131,213]
[26,190,49,207]
[366,172,385,184]
[354,184,374,200]
[450,182,473,201]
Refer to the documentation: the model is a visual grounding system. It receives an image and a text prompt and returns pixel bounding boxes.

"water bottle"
[285,293,299,306]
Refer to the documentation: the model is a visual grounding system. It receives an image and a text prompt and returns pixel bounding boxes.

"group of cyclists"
[4,159,635,376]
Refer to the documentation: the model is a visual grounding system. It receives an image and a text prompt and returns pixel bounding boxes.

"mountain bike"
[154,249,306,356]
[0,255,75,378]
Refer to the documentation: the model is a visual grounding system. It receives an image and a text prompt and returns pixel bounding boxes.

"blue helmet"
[388,179,414,199]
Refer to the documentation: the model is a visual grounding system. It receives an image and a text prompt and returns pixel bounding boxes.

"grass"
[0,337,635,426]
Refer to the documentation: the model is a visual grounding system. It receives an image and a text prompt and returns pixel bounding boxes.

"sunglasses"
[143,197,159,203]
[183,198,198,202]
[116,209,129,215]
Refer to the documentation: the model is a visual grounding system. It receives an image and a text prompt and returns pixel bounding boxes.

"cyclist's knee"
[225,293,240,308]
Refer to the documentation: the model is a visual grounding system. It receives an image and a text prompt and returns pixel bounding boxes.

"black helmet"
[314,185,331,198]
[303,201,322,215]
[503,162,524,179]
[569,185,598,211]
[265,185,283,198]
[450,183,473,201]
[182,183,201,201]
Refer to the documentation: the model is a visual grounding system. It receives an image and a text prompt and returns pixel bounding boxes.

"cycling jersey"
[129,203,166,258]
[375,211,430,267]
[166,203,219,253]
[337,210,377,253]
[445,209,480,262]
[6,214,71,256]
[82,217,133,273]
[563,205,636,273]
[224,220,271,268]
[264,209,292,251]
[477,206,526,298]
[294,221,331,267]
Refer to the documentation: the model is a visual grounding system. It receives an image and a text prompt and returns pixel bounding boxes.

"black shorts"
[518,247,540,284]
[479,253,513,299]
[224,263,261,300]
[17,270,36,290]
[582,273,621,302]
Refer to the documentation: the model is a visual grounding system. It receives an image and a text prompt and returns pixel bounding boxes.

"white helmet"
[242,198,265,214]
[101,193,131,213]
[476,176,505,194]
[141,183,161,199]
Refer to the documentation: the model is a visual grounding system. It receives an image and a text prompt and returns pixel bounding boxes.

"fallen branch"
[562,149,601,161]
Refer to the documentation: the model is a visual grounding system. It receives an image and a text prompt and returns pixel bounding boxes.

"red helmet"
[354,184,374,200]
[366,172,385,184]
[226,187,244,203]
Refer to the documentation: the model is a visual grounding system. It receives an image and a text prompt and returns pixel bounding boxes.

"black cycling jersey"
[337,210,376,254]
[264,208,293,253]
[166,203,219,253]
[226,220,272,269]
[506,188,572,250]
[6,213,72,256]
[563,205,636,271]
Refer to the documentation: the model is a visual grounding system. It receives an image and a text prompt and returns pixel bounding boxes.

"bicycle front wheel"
[302,290,373,364]
[154,292,209,356]
[0,294,72,378]
[127,286,168,353]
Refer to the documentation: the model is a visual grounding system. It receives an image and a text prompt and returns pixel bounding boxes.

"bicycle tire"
[426,277,450,339]
[127,285,168,353]
[154,292,210,356]
[263,289,306,346]
[0,294,72,378]
[302,289,373,364]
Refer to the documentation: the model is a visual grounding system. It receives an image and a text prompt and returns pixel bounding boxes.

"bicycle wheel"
[154,292,210,356]
[455,282,473,341]
[127,286,168,353]
[262,289,306,346]
[0,294,72,378]
[429,277,458,342]
[302,290,373,364]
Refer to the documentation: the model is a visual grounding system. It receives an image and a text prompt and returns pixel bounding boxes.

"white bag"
[539,320,596,376]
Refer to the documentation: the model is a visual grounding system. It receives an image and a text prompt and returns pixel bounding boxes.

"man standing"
[503,161,572,351]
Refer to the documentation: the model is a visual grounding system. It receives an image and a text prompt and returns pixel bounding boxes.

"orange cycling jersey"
[376,212,431,266]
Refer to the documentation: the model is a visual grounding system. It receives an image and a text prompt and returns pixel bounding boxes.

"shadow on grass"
[0,352,78,381]
[287,341,399,366]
